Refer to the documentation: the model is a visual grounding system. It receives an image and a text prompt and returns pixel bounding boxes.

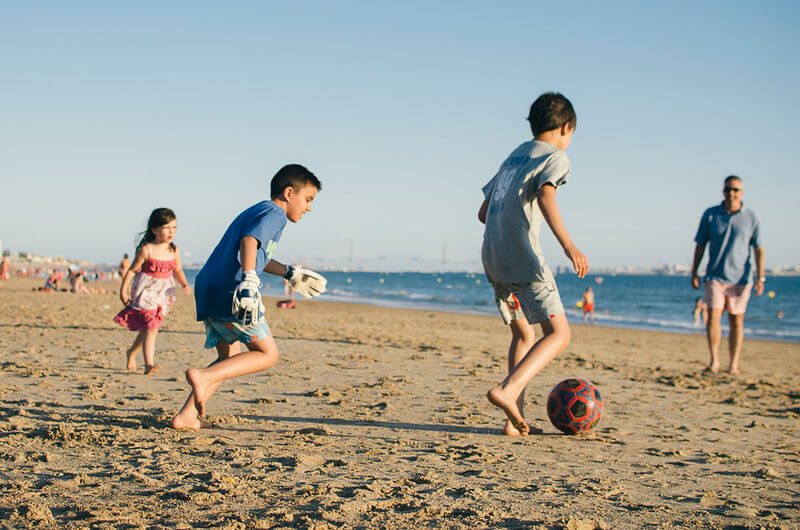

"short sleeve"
[525,150,570,201]
[694,210,709,245]
[244,210,284,249]
[750,212,762,248]
[482,173,498,200]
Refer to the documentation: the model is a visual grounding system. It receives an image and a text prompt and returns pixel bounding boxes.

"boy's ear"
[560,123,572,136]
[281,186,294,201]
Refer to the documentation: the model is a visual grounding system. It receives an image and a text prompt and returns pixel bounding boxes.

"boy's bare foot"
[487,386,529,435]
[186,368,210,418]
[504,420,543,436]
[144,364,161,375]
[170,411,213,430]
[728,367,740,376]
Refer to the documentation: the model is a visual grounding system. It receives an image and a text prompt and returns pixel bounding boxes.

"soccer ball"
[546,378,604,434]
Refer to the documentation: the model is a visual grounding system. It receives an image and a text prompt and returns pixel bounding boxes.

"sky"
[1,1,798,272]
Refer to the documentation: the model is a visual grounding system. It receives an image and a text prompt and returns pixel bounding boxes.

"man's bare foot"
[186,368,210,418]
[170,411,213,430]
[487,386,529,435]
[728,367,740,376]
[706,362,720,373]
[144,364,161,375]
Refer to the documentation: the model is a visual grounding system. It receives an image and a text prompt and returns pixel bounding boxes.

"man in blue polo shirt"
[691,175,765,375]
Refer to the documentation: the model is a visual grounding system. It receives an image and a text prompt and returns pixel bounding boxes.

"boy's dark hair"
[270,164,322,199]
[527,92,577,136]
[136,207,177,252]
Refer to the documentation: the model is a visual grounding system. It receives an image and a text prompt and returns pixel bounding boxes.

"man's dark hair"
[270,164,322,199]
[527,92,577,136]
[724,175,742,185]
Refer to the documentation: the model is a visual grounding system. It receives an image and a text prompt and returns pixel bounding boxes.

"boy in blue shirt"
[171,164,327,429]
[479,93,588,435]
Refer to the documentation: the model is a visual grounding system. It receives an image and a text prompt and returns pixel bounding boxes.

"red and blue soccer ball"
[546,378,604,434]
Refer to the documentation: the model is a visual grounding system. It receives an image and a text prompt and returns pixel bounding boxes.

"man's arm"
[753,246,765,296]
[690,243,705,290]
[478,199,488,224]
[537,184,588,278]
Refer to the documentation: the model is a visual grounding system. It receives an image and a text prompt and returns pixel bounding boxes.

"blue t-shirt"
[195,201,287,321]
[694,203,761,285]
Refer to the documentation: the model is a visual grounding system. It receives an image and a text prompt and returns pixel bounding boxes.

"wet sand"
[1,276,798,528]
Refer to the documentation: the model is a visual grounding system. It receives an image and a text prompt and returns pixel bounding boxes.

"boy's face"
[285,184,318,223]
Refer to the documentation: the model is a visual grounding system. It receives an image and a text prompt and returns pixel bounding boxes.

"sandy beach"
[1,276,798,528]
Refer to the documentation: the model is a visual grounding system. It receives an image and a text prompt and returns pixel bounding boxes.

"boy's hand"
[565,245,589,278]
[232,271,264,327]
[288,267,327,298]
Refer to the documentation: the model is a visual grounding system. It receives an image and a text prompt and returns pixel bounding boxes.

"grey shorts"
[489,279,565,325]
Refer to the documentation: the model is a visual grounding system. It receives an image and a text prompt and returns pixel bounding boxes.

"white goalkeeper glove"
[232,270,264,328]
[285,266,327,298]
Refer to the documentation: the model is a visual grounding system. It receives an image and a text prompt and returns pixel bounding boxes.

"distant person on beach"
[581,286,595,325]
[119,253,131,279]
[692,297,708,327]
[691,175,765,375]
[478,92,589,435]
[114,208,192,375]
[171,164,327,429]
[0,255,8,288]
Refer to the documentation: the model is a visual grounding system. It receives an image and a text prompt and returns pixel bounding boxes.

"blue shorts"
[203,318,271,349]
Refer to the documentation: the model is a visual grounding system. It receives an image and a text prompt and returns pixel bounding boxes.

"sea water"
[183,270,799,343]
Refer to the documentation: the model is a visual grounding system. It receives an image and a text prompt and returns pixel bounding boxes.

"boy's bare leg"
[727,313,744,375]
[488,313,571,435]
[187,336,279,418]
[171,342,239,429]
[142,328,160,374]
[504,319,535,436]
[126,331,143,371]
[705,308,723,372]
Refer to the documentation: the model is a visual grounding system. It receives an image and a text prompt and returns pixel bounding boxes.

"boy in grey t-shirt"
[479,92,589,436]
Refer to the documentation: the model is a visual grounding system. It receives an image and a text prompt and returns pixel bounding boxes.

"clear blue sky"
[2,1,798,271]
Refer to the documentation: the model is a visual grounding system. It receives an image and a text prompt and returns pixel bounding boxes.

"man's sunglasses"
[724,187,742,192]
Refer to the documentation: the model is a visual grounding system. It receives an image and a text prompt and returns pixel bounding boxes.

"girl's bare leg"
[488,314,571,435]
[503,318,535,435]
[142,328,160,374]
[126,331,144,371]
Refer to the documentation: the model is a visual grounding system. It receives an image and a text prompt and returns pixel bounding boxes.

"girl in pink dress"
[114,208,192,374]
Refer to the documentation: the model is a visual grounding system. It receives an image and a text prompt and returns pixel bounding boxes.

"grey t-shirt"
[481,140,570,283]
[694,203,761,285]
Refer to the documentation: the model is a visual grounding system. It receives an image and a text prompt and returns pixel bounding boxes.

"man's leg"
[727,313,744,375]
[705,308,723,372]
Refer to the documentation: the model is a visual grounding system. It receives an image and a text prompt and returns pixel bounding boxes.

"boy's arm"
[537,183,588,278]
[478,199,488,224]
[690,243,706,289]
[239,236,259,272]
[263,259,289,277]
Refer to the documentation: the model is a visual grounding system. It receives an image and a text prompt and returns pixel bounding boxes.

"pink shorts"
[704,280,752,315]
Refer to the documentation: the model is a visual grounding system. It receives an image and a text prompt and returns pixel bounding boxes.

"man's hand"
[288,268,327,298]
[232,271,264,327]
[754,278,765,296]
[565,245,588,278]
[691,275,701,290]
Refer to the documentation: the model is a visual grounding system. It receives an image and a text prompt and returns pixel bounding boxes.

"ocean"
[183,270,800,343]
